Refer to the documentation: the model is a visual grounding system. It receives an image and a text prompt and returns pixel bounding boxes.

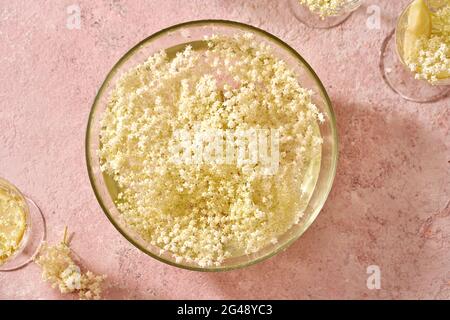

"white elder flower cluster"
[0,188,27,266]
[34,232,106,300]
[406,5,450,84]
[298,0,350,18]
[99,33,324,267]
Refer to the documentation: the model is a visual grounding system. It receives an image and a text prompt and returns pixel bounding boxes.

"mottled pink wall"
[0,0,448,299]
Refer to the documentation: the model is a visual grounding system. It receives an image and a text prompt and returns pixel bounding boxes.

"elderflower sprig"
[34,227,106,300]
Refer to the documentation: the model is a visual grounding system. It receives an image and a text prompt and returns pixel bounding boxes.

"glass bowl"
[86,20,338,271]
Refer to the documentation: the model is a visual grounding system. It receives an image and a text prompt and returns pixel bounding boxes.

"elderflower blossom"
[99,33,324,267]
[298,0,352,18]
[34,231,106,300]
[0,186,27,266]
[406,5,450,83]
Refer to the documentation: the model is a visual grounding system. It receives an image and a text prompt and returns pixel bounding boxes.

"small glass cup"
[289,0,363,29]
[380,0,450,103]
[0,177,46,271]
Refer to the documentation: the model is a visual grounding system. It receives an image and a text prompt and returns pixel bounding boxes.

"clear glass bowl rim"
[85,19,339,272]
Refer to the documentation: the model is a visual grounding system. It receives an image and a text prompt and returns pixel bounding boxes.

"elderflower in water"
[298,0,354,18]
[0,182,27,266]
[403,0,450,83]
[99,33,324,267]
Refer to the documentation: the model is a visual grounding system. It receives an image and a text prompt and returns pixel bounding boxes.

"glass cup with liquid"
[0,177,46,271]
[289,0,363,29]
[380,0,450,102]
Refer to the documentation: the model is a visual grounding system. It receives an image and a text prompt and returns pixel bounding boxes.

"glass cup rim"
[85,19,339,272]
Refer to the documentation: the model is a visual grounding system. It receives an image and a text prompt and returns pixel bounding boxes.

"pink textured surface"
[0,0,449,300]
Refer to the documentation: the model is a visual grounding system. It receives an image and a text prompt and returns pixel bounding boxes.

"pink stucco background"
[0,0,449,300]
